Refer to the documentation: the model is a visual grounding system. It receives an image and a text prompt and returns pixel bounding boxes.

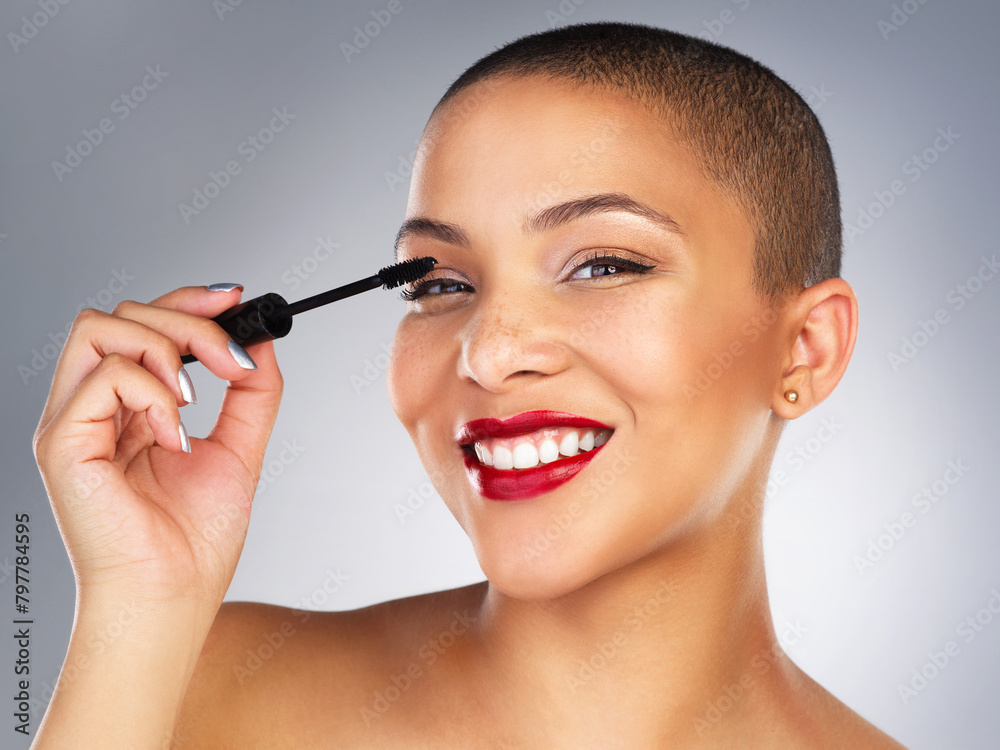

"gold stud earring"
[784,389,799,403]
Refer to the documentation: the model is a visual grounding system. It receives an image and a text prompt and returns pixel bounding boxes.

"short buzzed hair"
[431,21,841,304]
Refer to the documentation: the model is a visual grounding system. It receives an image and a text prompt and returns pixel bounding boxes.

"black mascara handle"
[180,292,291,365]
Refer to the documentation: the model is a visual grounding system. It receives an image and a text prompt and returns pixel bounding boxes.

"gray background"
[1,1,997,747]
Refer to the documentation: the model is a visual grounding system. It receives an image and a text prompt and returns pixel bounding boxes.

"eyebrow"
[394,218,471,260]
[524,192,684,236]
[393,192,683,259]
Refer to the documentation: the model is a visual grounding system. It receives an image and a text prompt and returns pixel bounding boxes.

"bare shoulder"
[174,581,488,748]
[774,658,907,749]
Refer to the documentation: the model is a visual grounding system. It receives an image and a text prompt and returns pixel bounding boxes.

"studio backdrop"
[1,1,997,748]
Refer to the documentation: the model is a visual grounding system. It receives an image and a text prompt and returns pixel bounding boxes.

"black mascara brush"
[180,256,436,365]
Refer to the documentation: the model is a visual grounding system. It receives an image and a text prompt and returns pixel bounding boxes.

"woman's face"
[388,76,786,599]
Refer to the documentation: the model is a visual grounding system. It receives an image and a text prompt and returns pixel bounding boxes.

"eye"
[399,277,474,302]
[398,252,656,304]
[569,252,656,280]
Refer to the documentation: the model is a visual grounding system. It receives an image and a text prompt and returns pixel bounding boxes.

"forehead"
[406,75,750,253]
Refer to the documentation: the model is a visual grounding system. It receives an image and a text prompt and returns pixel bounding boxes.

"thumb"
[204,338,283,474]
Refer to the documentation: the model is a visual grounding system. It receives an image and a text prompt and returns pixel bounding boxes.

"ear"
[771,278,858,419]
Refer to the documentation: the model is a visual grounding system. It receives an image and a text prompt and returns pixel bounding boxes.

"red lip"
[455,410,612,445]
[456,411,613,502]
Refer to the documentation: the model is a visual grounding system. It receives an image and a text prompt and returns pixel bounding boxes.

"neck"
[466,504,798,746]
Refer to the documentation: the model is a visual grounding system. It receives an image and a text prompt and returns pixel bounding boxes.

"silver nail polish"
[228,339,258,370]
[207,283,244,292]
[178,366,197,404]
[178,421,192,453]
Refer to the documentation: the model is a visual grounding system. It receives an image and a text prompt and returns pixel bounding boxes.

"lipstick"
[457,410,612,501]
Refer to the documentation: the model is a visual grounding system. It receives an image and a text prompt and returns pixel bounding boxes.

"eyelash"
[398,252,656,302]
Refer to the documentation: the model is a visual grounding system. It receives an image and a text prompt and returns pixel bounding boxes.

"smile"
[469,426,612,469]
[456,411,614,501]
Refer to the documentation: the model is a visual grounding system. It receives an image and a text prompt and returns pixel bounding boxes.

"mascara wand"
[180,255,436,365]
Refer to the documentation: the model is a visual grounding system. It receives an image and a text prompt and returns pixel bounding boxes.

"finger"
[41,310,193,431]
[115,409,156,468]
[147,283,245,318]
[36,353,189,477]
[41,285,243,429]
[110,299,264,382]
[135,287,284,468]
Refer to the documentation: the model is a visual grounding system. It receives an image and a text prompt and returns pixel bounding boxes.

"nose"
[457,287,572,393]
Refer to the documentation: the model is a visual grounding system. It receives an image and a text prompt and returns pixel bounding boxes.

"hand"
[32,285,283,609]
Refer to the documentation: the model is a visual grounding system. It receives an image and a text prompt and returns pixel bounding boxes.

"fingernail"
[178,421,192,453]
[207,283,244,292]
[228,339,258,370]
[178,366,197,404]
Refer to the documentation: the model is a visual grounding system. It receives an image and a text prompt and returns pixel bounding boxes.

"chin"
[469,526,617,602]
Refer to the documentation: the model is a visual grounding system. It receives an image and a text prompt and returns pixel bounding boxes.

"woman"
[31,22,904,748]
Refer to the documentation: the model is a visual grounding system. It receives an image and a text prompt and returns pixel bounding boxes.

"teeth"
[474,442,493,466]
[512,442,539,469]
[538,438,560,463]
[469,427,612,470]
[493,445,514,470]
[559,431,579,457]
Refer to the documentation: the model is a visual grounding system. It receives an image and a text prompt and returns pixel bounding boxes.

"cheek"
[596,274,774,412]
[387,317,441,434]
[387,317,470,491]
[684,306,779,409]
[569,286,689,409]
[573,286,769,495]
[388,318,478,532]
